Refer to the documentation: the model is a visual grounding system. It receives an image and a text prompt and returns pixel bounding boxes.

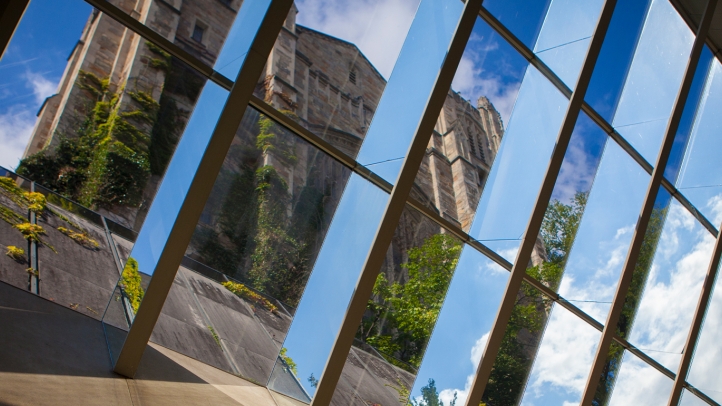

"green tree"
[593,204,668,406]
[483,191,588,405]
[360,234,462,367]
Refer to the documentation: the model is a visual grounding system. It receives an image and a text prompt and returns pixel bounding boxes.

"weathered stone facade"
[25,0,505,234]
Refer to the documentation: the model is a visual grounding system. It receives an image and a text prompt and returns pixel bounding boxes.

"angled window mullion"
[578,0,719,404]
[479,0,719,239]
[463,1,619,404]
[110,0,293,378]
[667,222,722,405]
[0,0,29,60]
[306,0,482,403]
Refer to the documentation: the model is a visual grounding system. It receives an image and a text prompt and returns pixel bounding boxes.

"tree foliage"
[483,191,587,406]
[359,234,461,368]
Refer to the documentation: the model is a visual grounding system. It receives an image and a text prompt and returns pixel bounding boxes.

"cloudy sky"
[0,0,91,170]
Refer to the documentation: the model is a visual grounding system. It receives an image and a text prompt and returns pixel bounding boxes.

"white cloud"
[470,332,489,366]
[552,126,600,204]
[484,246,518,275]
[524,306,600,402]
[0,107,35,170]
[24,71,57,105]
[0,71,56,170]
[607,354,674,405]
[625,202,713,371]
[436,331,490,406]
[295,0,419,79]
[451,49,520,125]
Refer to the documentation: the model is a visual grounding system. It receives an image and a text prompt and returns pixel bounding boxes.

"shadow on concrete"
[1,280,222,385]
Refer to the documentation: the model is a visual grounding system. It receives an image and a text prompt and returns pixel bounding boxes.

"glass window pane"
[558,141,650,324]
[605,350,674,405]
[266,173,389,401]
[6,3,214,233]
[521,111,608,293]
[585,0,651,121]
[619,196,713,372]
[468,66,568,260]
[254,0,420,164]
[482,0,551,49]
[478,281,552,405]
[0,172,32,290]
[519,304,602,405]
[687,260,722,403]
[267,0,470,399]
[354,0,465,183]
[676,59,722,226]
[665,47,713,183]
[98,0,241,73]
[34,185,120,320]
[680,389,710,406]
[533,0,605,88]
[612,0,694,163]
[412,247,509,405]
[412,16,527,232]
[327,206,464,405]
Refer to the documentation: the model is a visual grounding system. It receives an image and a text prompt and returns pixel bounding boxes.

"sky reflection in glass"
[612,0,694,163]
[482,0,550,49]
[558,142,650,323]
[606,350,674,405]
[585,0,651,121]
[412,246,509,404]
[533,0,605,88]
[680,390,710,406]
[686,259,722,404]
[624,200,713,372]
[519,304,601,406]
[355,0,464,183]
[677,60,722,228]
[267,174,388,399]
[469,67,567,253]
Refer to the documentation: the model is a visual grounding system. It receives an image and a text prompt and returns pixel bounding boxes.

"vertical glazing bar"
[464,1,619,404]
[308,0,482,404]
[667,220,722,405]
[112,0,293,378]
[28,181,38,294]
[0,0,28,60]
[578,0,718,404]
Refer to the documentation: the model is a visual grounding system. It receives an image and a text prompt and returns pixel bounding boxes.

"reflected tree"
[358,234,462,368]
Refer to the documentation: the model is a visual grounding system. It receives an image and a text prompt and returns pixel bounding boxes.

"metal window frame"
[578,0,719,404]
[668,219,722,406]
[463,1,619,404]
[0,0,29,60]
[111,0,294,378]
[4,0,721,401]
[308,0,482,403]
[76,0,722,395]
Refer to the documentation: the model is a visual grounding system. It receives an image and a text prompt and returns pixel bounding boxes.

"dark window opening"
[349,70,357,85]
[192,24,205,42]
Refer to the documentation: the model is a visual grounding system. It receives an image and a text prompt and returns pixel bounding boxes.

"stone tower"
[22,0,505,234]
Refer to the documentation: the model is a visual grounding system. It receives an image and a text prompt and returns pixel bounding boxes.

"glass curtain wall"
[3,0,722,405]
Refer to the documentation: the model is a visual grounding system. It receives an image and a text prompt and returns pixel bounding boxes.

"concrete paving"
[0,280,305,406]
[1,199,419,405]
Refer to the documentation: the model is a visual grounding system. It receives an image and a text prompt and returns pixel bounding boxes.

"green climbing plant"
[121,257,145,313]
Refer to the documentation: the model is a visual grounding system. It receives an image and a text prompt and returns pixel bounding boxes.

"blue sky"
[0,0,91,170]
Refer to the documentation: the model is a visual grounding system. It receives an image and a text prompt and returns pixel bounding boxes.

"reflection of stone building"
[24,0,504,235]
